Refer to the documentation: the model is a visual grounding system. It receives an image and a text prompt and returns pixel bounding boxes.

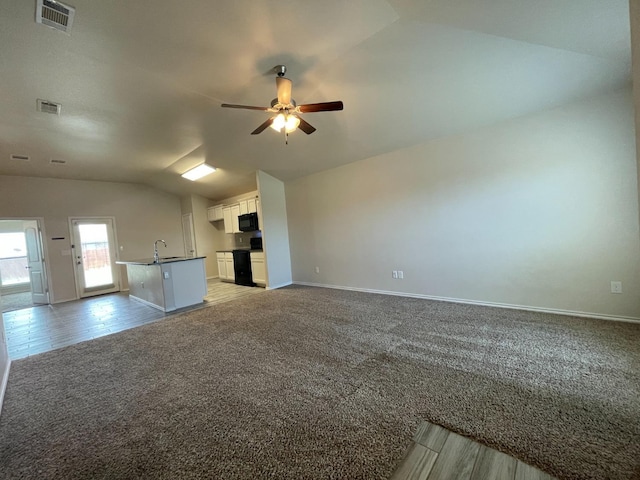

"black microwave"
[238,212,259,232]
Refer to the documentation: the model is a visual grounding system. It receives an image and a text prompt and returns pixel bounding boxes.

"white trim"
[0,358,10,420]
[128,295,169,312]
[266,281,293,290]
[51,297,77,304]
[293,281,640,324]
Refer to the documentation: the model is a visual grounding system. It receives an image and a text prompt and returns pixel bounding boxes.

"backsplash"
[220,231,261,250]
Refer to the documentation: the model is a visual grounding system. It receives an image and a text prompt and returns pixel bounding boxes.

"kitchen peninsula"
[117,257,207,312]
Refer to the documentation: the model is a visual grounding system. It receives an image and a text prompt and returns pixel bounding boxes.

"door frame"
[182,213,197,258]
[68,216,121,299]
[0,217,51,307]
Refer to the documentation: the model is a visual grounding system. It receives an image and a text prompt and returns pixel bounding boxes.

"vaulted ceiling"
[0,0,632,201]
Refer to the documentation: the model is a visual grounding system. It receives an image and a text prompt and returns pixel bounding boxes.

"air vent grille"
[37,99,61,115]
[36,0,75,33]
[10,154,30,161]
[50,159,67,165]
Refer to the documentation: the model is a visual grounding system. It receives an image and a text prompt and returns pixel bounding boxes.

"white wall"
[0,176,184,302]
[180,194,220,278]
[632,0,640,227]
[257,171,292,289]
[286,89,640,320]
[0,307,9,419]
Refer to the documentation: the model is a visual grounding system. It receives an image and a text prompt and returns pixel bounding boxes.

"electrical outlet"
[398,270,404,279]
[610,281,622,294]
[392,270,398,279]
[315,266,320,274]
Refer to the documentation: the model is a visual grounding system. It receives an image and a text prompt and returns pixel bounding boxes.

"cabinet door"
[247,198,257,213]
[225,258,235,281]
[223,207,233,234]
[238,200,248,215]
[217,257,226,279]
[231,204,241,233]
[213,205,224,221]
[250,253,266,285]
[207,207,216,222]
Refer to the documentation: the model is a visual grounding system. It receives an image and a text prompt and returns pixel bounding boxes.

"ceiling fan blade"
[251,117,274,135]
[276,77,292,105]
[298,101,344,113]
[221,103,269,111]
[297,117,316,135]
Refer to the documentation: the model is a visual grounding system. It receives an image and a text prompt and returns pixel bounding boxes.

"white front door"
[182,213,196,258]
[24,225,49,304]
[70,218,120,298]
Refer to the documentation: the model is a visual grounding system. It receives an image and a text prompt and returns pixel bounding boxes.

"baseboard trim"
[0,358,10,420]
[266,281,293,291]
[293,282,640,324]
[51,297,77,305]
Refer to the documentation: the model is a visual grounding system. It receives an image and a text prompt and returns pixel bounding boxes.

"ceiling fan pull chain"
[285,131,289,145]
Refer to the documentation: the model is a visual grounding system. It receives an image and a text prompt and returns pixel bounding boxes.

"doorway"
[182,213,197,258]
[0,219,49,312]
[70,217,120,298]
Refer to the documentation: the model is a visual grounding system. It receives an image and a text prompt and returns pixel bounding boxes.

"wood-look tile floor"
[2,279,264,360]
[392,421,557,480]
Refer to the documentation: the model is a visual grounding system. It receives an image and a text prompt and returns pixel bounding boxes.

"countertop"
[116,256,206,266]
[216,249,263,253]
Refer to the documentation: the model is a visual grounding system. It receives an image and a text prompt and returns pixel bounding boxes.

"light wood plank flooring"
[391,421,557,480]
[2,278,264,360]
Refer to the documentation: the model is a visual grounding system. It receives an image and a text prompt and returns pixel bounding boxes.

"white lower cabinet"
[224,253,235,282]
[250,251,266,286]
[216,252,226,279]
[217,252,235,282]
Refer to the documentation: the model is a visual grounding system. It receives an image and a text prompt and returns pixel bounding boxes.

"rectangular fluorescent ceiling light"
[181,164,216,181]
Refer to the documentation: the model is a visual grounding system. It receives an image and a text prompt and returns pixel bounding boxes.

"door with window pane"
[70,218,120,298]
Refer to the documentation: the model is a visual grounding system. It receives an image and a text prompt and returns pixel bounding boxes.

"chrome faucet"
[153,239,167,263]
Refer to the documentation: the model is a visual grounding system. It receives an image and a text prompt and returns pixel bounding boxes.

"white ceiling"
[0,0,632,201]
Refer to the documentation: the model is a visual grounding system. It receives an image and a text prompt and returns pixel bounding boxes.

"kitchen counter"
[215,249,262,253]
[117,256,206,265]
[117,257,207,312]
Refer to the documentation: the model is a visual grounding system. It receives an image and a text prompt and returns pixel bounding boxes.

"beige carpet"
[0,285,638,479]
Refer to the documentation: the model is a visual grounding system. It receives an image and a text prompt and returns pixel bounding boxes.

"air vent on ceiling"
[10,154,31,161]
[36,0,75,33]
[37,99,61,115]
[50,158,67,165]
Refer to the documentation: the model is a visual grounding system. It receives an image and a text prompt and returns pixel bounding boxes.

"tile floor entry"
[2,279,264,360]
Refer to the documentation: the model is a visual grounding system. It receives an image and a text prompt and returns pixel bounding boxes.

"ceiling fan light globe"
[270,113,286,132]
[285,114,300,133]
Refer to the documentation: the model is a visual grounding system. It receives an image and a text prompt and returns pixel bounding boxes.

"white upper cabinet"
[231,204,240,233]
[215,196,260,234]
[222,206,233,234]
[207,205,224,222]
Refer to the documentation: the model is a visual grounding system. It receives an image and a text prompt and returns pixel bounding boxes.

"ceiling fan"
[221,65,343,141]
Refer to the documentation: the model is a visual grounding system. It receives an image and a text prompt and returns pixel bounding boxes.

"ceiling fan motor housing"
[275,65,287,77]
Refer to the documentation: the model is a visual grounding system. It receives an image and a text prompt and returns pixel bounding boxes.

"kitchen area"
[118,192,268,312]
[209,196,265,288]
[113,170,292,312]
